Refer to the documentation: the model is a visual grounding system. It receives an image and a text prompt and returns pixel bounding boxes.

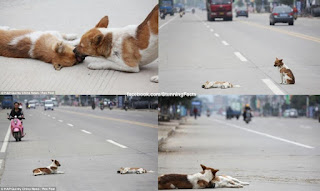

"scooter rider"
[9,102,25,136]
[243,104,251,121]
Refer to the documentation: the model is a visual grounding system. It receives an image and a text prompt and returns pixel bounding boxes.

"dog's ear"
[279,59,283,62]
[276,57,279,61]
[95,16,109,28]
[200,164,207,170]
[93,34,103,46]
[54,42,65,54]
[212,169,219,175]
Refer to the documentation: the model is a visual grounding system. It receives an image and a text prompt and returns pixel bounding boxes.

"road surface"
[0,0,158,94]
[0,106,157,191]
[159,11,320,94]
[159,115,320,190]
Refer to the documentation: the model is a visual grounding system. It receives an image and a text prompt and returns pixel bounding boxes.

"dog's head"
[51,41,84,69]
[73,16,113,59]
[201,81,210,89]
[274,57,284,67]
[200,164,219,177]
[51,159,61,167]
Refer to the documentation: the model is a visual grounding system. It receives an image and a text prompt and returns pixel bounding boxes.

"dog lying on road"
[0,26,84,70]
[117,167,154,174]
[209,168,249,188]
[73,5,159,83]
[202,81,240,89]
[274,57,295,84]
[158,164,218,189]
[33,159,64,176]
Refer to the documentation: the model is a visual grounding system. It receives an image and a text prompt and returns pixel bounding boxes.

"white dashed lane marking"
[262,79,285,95]
[81,130,92,134]
[214,33,220,37]
[210,29,214,32]
[58,120,63,123]
[107,140,128,149]
[222,41,229,46]
[234,52,248,62]
[67,123,74,127]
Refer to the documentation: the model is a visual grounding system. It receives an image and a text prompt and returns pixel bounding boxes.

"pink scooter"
[7,114,25,142]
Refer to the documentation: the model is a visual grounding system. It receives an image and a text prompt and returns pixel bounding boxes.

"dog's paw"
[150,75,158,83]
[54,64,62,71]
[88,63,107,70]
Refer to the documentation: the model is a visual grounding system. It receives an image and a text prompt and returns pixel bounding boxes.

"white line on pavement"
[58,120,63,123]
[206,25,210,28]
[81,130,92,134]
[47,115,50,117]
[29,114,32,116]
[210,29,214,32]
[67,123,74,127]
[234,52,248,62]
[107,140,128,149]
[214,33,220,37]
[159,15,178,29]
[0,126,11,153]
[212,119,314,149]
[52,117,55,119]
[0,159,2,169]
[262,79,285,95]
[222,41,229,46]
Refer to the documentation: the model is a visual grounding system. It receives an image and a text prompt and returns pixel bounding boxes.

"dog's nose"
[73,48,77,54]
[202,85,205,88]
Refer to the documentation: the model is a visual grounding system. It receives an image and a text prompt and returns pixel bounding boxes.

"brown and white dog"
[202,81,240,89]
[274,58,295,84]
[33,159,64,176]
[73,5,159,83]
[158,164,218,189]
[203,167,249,188]
[117,167,154,174]
[0,26,84,70]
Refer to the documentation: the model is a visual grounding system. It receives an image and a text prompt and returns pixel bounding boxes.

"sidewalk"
[158,118,189,151]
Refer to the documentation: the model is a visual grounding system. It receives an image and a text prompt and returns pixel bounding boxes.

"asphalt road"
[0,0,158,94]
[158,115,320,190]
[0,107,158,191]
[159,11,320,95]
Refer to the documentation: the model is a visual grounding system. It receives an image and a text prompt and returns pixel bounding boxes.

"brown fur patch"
[33,168,52,174]
[95,16,109,28]
[158,174,193,189]
[0,29,32,58]
[136,5,158,50]
[122,36,140,67]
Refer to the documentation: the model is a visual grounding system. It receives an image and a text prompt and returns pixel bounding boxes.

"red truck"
[206,0,233,21]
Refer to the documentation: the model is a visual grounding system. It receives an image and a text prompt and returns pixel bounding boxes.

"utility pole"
[306,96,309,117]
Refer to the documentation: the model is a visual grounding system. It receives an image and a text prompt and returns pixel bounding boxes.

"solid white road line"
[0,126,11,153]
[210,29,214,32]
[81,130,92,134]
[222,41,229,46]
[159,15,178,29]
[107,140,128,149]
[0,159,3,169]
[214,33,220,37]
[212,119,314,149]
[58,120,63,123]
[262,79,285,95]
[67,123,74,127]
[234,52,248,62]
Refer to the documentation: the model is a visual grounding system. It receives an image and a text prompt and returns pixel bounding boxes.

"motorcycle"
[7,114,25,142]
[206,110,211,117]
[124,105,128,111]
[100,104,104,110]
[109,103,113,110]
[180,11,184,18]
[92,103,96,110]
[244,111,251,124]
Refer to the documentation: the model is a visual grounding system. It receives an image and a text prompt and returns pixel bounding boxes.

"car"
[283,109,298,118]
[270,5,294,25]
[236,7,248,17]
[44,100,54,111]
[53,100,59,107]
[226,107,241,119]
[28,101,36,109]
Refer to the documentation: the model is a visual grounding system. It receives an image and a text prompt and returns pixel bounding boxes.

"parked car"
[270,5,294,25]
[236,7,248,17]
[283,109,298,118]
[44,100,54,110]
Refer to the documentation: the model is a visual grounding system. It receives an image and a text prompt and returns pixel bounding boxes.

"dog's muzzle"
[201,85,205,88]
[73,48,87,63]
